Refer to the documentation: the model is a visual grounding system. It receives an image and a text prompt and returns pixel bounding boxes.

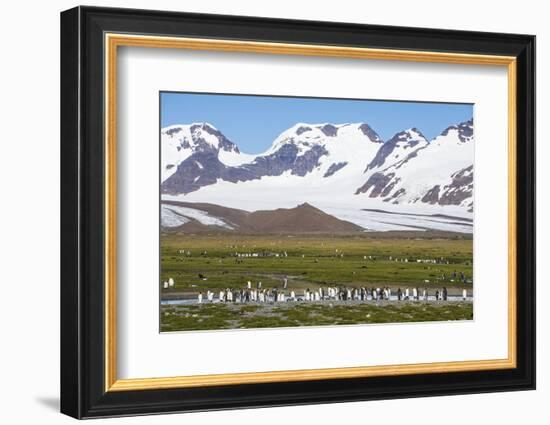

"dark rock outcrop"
[189,123,240,153]
[355,172,395,197]
[441,119,474,143]
[421,185,441,204]
[359,123,382,143]
[418,166,473,206]
[439,165,474,206]
[365,129,426,171]
[320,124,338,137]
[295,126,312,136]
[165,127,182,136]
[162,142,328,194]
[323,161,348,177]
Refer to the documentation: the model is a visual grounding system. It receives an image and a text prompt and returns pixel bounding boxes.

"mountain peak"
[162,122,238,153]
[364,127,428,172]
[409,127,425,136]
[163,122,217,134]
[161,123,241,182]
[161,118,473,218]
[358,123,382,143]
[440,119,474,143]
[191,121,217,130]
[393,127,427,142]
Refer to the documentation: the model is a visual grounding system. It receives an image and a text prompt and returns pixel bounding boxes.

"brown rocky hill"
[161,201,363,234]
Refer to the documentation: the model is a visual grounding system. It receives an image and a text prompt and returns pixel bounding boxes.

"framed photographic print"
[60,6,536,419]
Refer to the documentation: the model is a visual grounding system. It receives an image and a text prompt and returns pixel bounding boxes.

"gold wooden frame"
[104,33,517,392]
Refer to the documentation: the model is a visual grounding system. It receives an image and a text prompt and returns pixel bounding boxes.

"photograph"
[159,92,475,332]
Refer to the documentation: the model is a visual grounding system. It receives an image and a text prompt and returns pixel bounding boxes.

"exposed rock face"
[366,141,396,171]
[383,188,406,203]
[162,141,328,194]
[161,119,474,213]
[439,165,473,206]
[324,161,348,177]
[359,123,382,143]
[365,128,428,172]
[193,123,241,153]
[243,144,328,177]
[244,144,301,176]
[415,165,473,206]
[161,121,381,195]
[295,126,312,136]
[355,172,395,197]
[165,127,182,136]
[441,119,474,143]
[421,185,441,204]
[162,152,249,195]
[291,145,329,176]
[354,120,474,208]
[161,122,242,182]
[320,124,338,137]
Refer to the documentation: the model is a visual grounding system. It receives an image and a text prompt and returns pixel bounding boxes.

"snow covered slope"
[161,122,384,195]
[161,203,234,229]
[160,119,475,232]
[161,122,243,182]
[364,128,428,173]
[355,119,474,211]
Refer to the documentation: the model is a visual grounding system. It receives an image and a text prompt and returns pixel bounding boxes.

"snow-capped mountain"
[160,119,474,232]
[355,119,474,211]
[259,122,383,178]
[364,128,428,173]
[161,123,244,182]
[161,122,383,195]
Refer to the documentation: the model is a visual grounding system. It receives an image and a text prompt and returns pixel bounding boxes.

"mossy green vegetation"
[160,233,473,331]
[160,301,473,332]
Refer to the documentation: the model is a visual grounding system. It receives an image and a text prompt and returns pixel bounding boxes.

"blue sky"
[161,92,473,154]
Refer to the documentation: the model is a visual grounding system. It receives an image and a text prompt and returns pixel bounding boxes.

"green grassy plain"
[160,233,473,296]
[159,233,473,331]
